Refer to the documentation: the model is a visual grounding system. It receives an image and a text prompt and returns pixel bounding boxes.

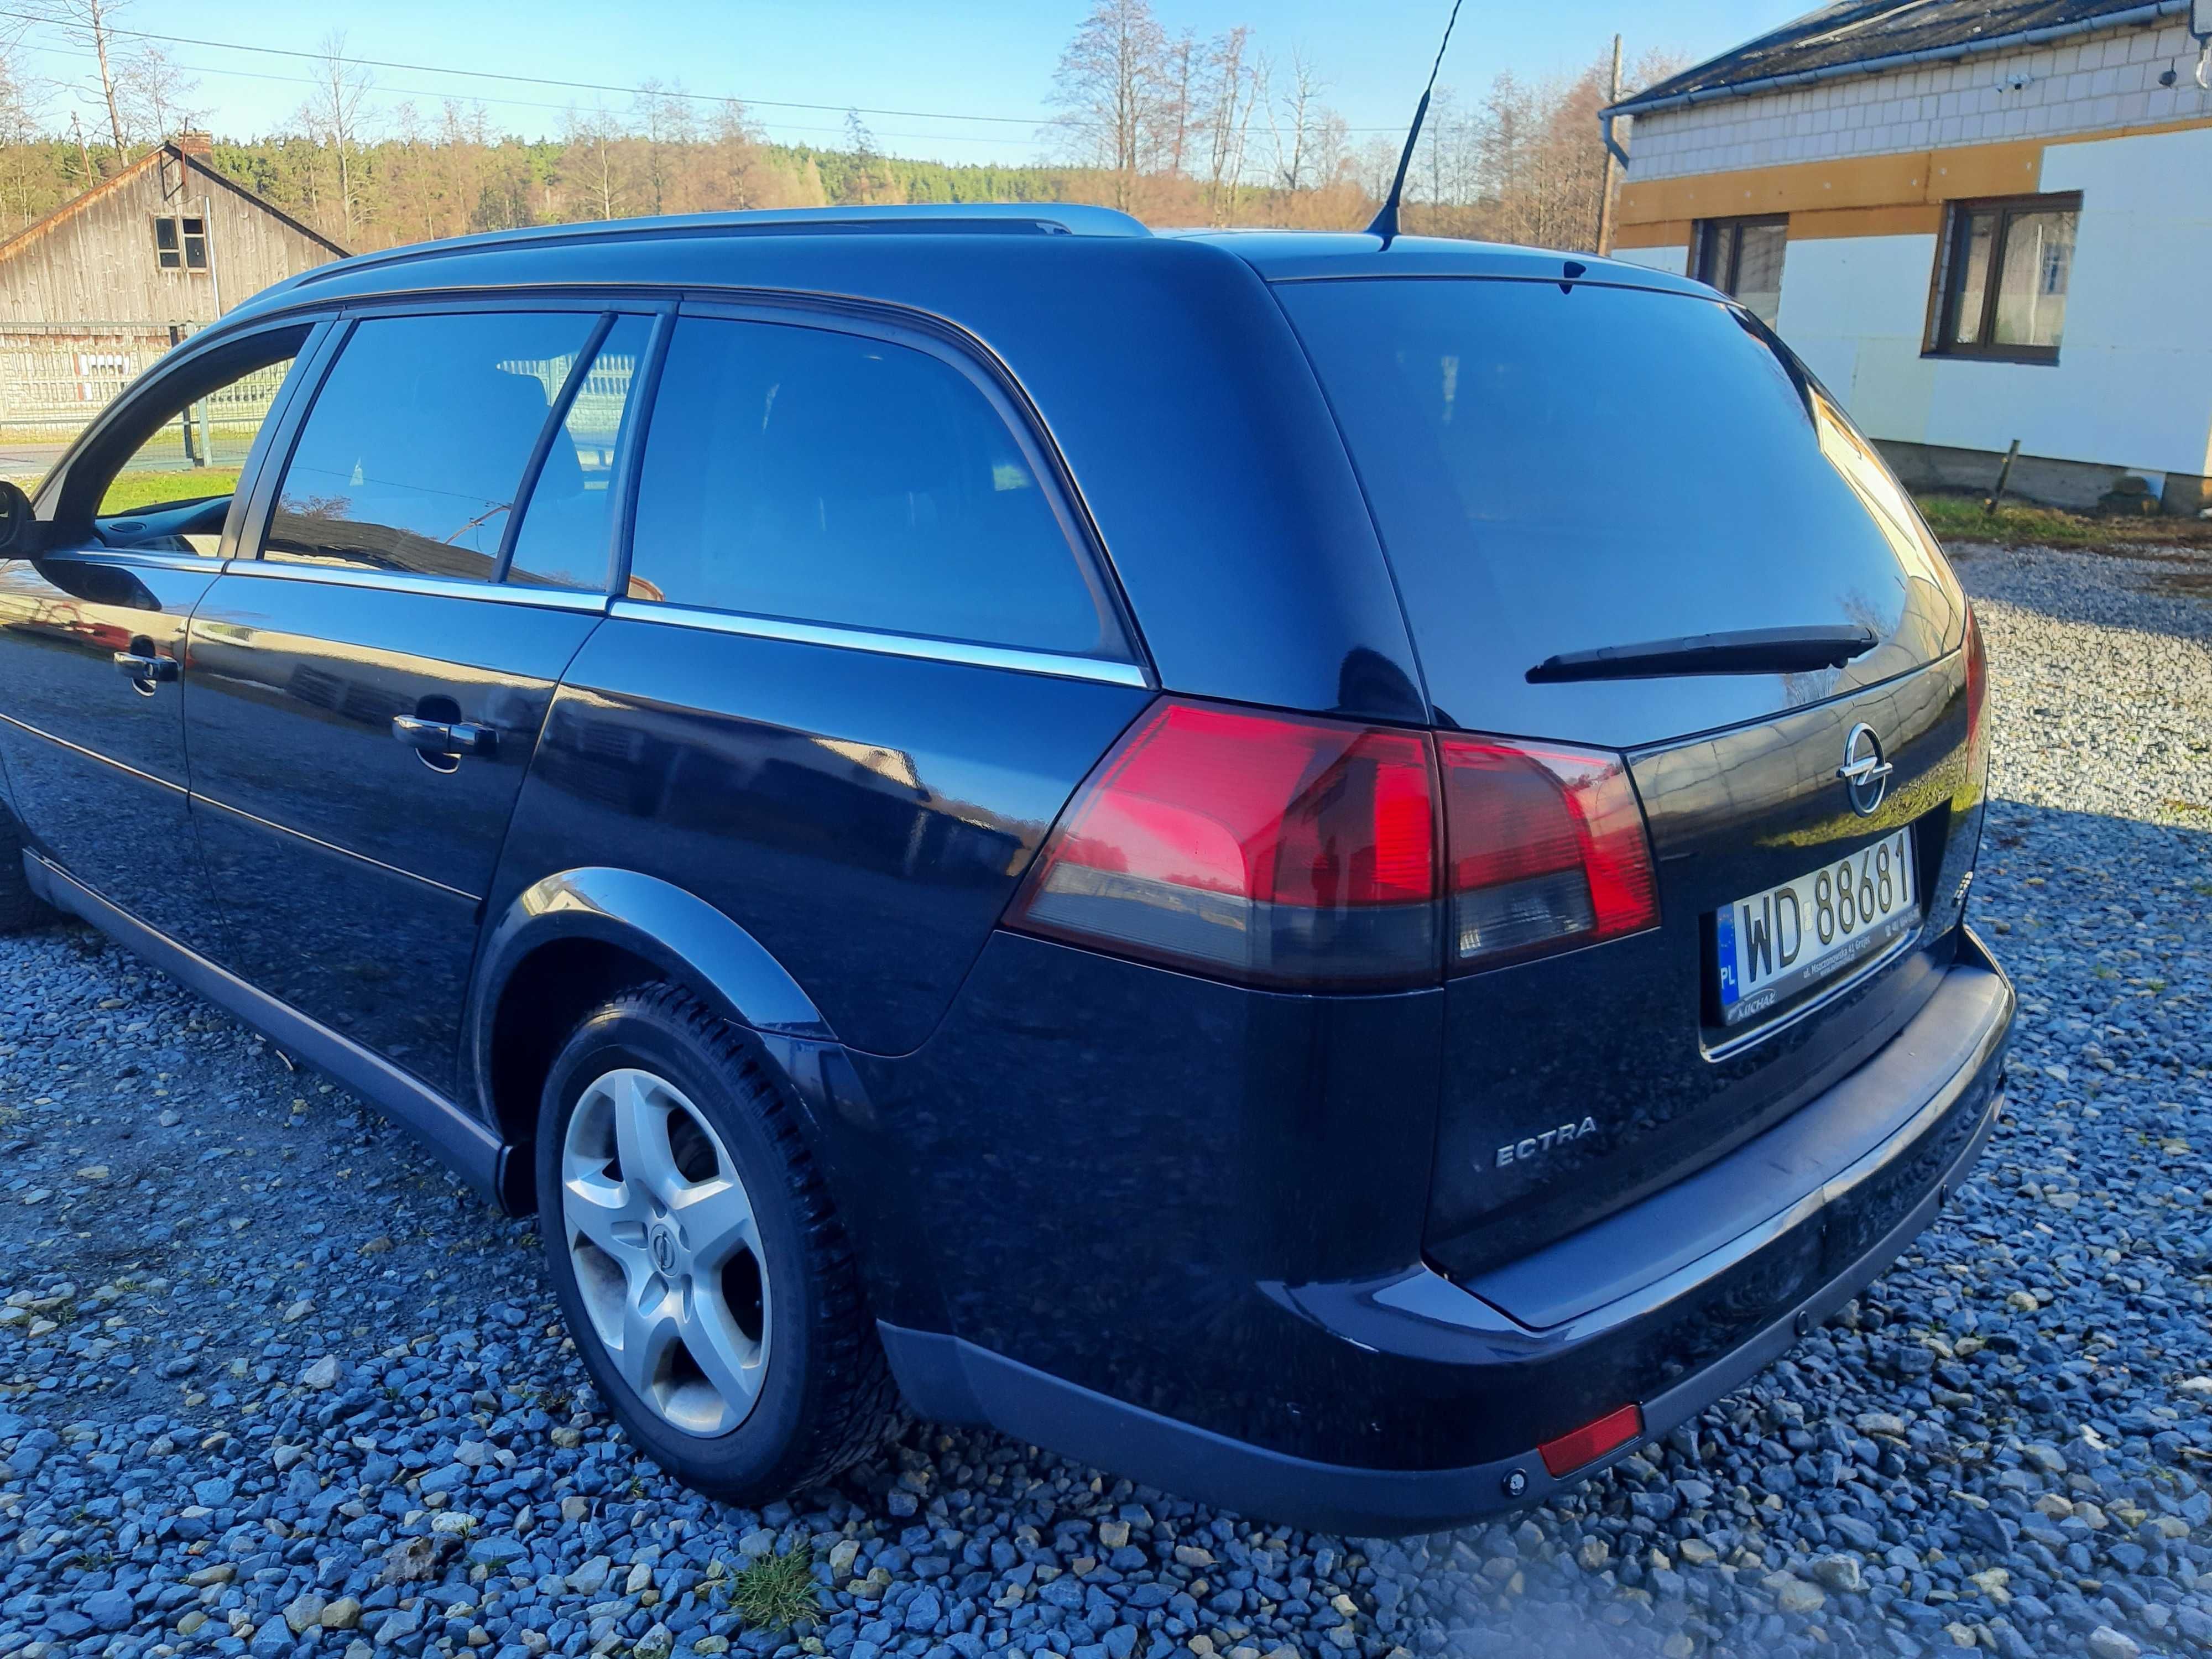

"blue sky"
[13,0,1802,160]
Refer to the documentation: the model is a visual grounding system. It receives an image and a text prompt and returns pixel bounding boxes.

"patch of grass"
[1914,490,2212,551]
[96,468,241,516]
[731,1546,820,1631]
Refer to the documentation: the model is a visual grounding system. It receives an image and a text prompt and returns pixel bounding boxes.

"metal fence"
[2,326,641,482]
[0,321,198,452]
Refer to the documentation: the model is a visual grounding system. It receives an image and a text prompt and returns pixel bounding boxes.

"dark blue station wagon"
[0,205,2012,1532]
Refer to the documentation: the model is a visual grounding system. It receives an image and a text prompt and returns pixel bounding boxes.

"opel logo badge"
[1837,722,1893,816]
[648,1225,679,1274]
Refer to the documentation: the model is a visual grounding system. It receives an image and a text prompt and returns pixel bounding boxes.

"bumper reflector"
[1538,1402,1645,1477]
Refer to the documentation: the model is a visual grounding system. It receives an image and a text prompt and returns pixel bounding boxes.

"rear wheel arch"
[471,869,838,1211]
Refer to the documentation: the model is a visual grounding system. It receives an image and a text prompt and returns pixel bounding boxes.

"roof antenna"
[1367,0,1468,246]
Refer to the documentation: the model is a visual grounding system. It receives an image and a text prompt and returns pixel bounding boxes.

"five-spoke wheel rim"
[560,1067,769,1437]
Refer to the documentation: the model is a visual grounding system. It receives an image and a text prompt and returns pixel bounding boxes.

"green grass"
[1913,490,2212,550]
[97,468,241,516]
[729,1546,820,1631]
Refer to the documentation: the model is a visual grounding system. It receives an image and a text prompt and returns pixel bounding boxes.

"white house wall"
[1752,126,2212,479]
[1615,23,2212,487]
[1609,244,1690,276]
[1768,233,1942,444]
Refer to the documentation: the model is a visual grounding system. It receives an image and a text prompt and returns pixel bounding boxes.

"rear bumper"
[883,927,2013,1535]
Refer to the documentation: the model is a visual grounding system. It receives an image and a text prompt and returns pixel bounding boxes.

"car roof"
[1162,229,1712,295]
[220,206,1714,330]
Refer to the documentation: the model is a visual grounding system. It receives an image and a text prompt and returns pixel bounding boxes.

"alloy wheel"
[560,1067,770,1436]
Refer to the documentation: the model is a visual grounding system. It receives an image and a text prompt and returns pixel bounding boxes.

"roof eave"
[1603,0,2188,119]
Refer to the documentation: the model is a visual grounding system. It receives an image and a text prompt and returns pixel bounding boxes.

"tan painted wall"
[1615,114,2212,255]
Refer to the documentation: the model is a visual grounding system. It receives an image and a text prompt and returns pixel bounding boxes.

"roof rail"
[247,203,1151,307]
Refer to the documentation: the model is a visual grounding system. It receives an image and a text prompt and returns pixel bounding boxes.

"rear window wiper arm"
[1526,624,1880,684]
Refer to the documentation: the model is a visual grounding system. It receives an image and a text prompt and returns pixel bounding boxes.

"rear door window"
[267,311,599,582]
[1277,277,1958,744]
[506,314,655,592]
[627,315,1117,656]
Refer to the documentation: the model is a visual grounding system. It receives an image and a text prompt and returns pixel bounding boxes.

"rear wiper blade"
[1526,624,1880,684]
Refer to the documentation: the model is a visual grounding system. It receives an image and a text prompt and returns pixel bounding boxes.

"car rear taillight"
[1438,737,1658,973]
[1006,700,1440,989]
[1009,699,1660,989]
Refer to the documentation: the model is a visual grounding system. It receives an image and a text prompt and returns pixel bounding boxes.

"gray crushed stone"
[0,536,2208,1659]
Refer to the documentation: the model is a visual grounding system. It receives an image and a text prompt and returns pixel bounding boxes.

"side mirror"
[0,480,42,559]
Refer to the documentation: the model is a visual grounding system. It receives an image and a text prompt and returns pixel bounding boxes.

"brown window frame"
[1924,191,2081,366]
[152,213,210,274]
[1690,215,1788,304]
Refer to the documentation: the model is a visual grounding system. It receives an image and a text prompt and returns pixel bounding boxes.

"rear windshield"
[1277,276,1957,745]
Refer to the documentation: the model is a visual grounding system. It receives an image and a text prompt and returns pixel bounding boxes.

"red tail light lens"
[1438,737,1658,972]
[1012,701,1660,988]
[1006,700,1439,988]
[1538,1402,1645,1477]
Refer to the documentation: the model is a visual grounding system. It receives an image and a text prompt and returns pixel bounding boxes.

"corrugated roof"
[1609,0,2186,113]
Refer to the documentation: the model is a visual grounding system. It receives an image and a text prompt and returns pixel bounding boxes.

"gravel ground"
[2,538,2210,1659]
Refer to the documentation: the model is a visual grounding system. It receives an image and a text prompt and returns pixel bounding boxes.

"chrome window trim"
[609,599,1150,687]
[224,560,613,613]
[27,547,227,575]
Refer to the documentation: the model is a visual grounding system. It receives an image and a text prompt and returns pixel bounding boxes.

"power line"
[0,8,1054,128]
[14,40,1040,150]
[0,8,1426,137]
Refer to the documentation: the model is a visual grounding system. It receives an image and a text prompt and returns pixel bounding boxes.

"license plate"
[1714,830,1918,1026]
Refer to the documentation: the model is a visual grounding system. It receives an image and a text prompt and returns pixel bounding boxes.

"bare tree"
[119,43,199,144]
[634,79,696,215]
[1197,26,1260,224]
[38,0,132,159]
[296,30,374,238]
[1353,133,1399,204]
[1160,31,1197,177]
[1047,0,1170,211]
[1270,48,1327,192]
[67,108,91,187]
[560,101,627,221]
[708,100,771,210]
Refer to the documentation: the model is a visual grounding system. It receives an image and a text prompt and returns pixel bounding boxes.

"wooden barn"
[0,136,345,450]
[0,134,344,325]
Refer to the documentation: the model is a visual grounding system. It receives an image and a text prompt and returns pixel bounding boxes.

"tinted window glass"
[1280,278,1954,739]
[268,311,596,582]
[97,351,298,543]
[507,315,653,592]
[629,316,1110,655]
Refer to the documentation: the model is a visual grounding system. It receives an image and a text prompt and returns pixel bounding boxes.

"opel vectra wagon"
[0,205,2012,1531]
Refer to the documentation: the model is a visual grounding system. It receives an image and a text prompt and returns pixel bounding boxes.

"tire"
[535,983,900,1501]
[0,806,52,935]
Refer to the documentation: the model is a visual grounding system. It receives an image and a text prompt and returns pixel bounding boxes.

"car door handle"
[113,650,179,684]
[390,714,497,758]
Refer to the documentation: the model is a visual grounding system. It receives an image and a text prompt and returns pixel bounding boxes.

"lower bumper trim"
[880,1081,2002,1536]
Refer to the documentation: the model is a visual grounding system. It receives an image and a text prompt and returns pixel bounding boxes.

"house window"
[153,216,209,273]
[1692,216,1787,327]
[1928,194,2078,362]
